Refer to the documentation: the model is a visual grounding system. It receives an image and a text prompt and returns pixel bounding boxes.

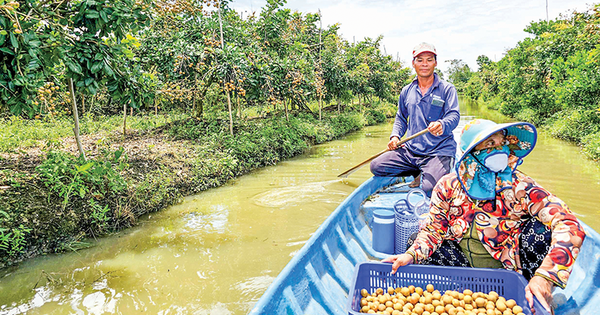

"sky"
[228,0,595,74]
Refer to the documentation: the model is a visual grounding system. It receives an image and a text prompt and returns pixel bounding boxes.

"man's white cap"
[412,42,437,58]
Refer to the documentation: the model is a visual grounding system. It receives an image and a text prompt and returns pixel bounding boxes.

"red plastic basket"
[347,262,548,315]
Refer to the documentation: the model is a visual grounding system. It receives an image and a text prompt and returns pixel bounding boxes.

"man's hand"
[382,253,414,274]
[525,275,554,314]
[387,136,402,150]
[428,121,443,136]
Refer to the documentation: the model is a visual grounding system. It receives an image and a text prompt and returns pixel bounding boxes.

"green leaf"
[85,10,100,19]
[78,162,94,173]
[9,32,18,49]
[103,63,114,76]
[0,47,12,55]
[66,61,83,74]
[94,53,103,60]
[91,61,103,73]
[84,77,94,86]
[99,10,109,23]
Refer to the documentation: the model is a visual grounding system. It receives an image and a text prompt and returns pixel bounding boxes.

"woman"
[383,119,585,313]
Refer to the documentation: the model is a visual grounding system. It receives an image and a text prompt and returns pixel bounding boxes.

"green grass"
[0,112,187,153]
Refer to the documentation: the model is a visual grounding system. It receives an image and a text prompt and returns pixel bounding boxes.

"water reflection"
[1,98,599,314]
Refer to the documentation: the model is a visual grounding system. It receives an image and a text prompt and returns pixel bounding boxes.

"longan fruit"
[388,287,396,295]
[464,295,473,304]
[401,287,411,297]
[361,289,369,297]
[512,305,523,314]
[463,289,473,296]
[475,297,486,308]
[505,299,516,309]
[435,305,445,314]
[487,291,498,303]
[416,287,424,296]
[427,284,435,293]
[442,295,453,305]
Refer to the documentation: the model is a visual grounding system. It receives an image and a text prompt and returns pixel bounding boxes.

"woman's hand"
[382,253,414,274]
[525,275,554,314]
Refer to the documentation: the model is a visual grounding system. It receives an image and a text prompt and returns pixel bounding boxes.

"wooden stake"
[68,78,86,160]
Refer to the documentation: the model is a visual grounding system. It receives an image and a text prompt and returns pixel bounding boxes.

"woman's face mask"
[472,145,510,173]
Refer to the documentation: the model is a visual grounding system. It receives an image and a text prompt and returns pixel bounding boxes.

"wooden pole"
[337,129,430,178]
[123,102,127,136]
[218,0,233,135]
[68,78,86,160]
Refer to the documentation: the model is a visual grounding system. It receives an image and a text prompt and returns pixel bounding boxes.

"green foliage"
[36,149,127,208]
[465,4,600,155]
[0,0,154,117]
[445,59,472,92]
[582,132,600,161]
[0,225,31,257]
[88,199,111,232]
[546,109,600,142]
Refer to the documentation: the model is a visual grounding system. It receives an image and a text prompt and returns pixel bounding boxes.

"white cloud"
[230,0,594,73]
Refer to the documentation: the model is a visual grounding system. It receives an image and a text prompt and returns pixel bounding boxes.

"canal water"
[1,99,599,314]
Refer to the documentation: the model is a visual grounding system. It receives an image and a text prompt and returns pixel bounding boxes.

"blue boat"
[249,176,600,315]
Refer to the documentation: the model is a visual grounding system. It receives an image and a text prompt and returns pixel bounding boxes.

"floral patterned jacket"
[405,170,585,288]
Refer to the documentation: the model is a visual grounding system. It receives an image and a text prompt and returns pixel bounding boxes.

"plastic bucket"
[372,210,395,254]
[394,199,420,254]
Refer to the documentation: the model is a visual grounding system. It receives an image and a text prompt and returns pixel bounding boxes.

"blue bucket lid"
[373,209,394,220]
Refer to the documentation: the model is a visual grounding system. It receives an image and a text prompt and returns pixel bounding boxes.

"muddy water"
[1,99,600,315]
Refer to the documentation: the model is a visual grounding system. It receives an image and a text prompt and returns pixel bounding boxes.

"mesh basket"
[347,262,547,315]
[394,199,420,254]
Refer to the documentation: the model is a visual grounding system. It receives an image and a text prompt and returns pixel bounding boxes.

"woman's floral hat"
[457,119,537,166]
[455,119,537,200]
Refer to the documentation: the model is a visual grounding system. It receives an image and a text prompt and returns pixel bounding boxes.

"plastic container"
[394,199,420,254]
[372,210,395,254]
[406,188,430,228]
[347,262,549,315]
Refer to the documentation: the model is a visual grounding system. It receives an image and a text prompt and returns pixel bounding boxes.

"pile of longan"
[357,284,525,315]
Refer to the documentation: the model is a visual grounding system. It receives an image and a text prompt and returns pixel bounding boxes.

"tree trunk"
[226,90,233,135]
[237,92,242,119]
[68,78,86,160]
[284,98,289,121]
[81,94,85,114]
[319,95,322,121]
[123,103,127,136]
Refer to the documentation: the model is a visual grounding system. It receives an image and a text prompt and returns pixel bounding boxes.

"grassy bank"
[0,104,394,267]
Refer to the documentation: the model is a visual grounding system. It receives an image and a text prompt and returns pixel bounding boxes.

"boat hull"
[249,176,600,315]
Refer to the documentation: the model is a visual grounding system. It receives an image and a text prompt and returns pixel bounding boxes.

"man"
[370,42,460,196]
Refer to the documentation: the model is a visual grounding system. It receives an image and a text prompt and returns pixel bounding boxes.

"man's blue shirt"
[391,73,460,157]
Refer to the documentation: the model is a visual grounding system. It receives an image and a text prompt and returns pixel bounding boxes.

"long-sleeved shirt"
[392,73,460,157]
[406,170,585,288]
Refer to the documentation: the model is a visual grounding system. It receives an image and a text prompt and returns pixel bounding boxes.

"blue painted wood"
[249,175,600,315]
